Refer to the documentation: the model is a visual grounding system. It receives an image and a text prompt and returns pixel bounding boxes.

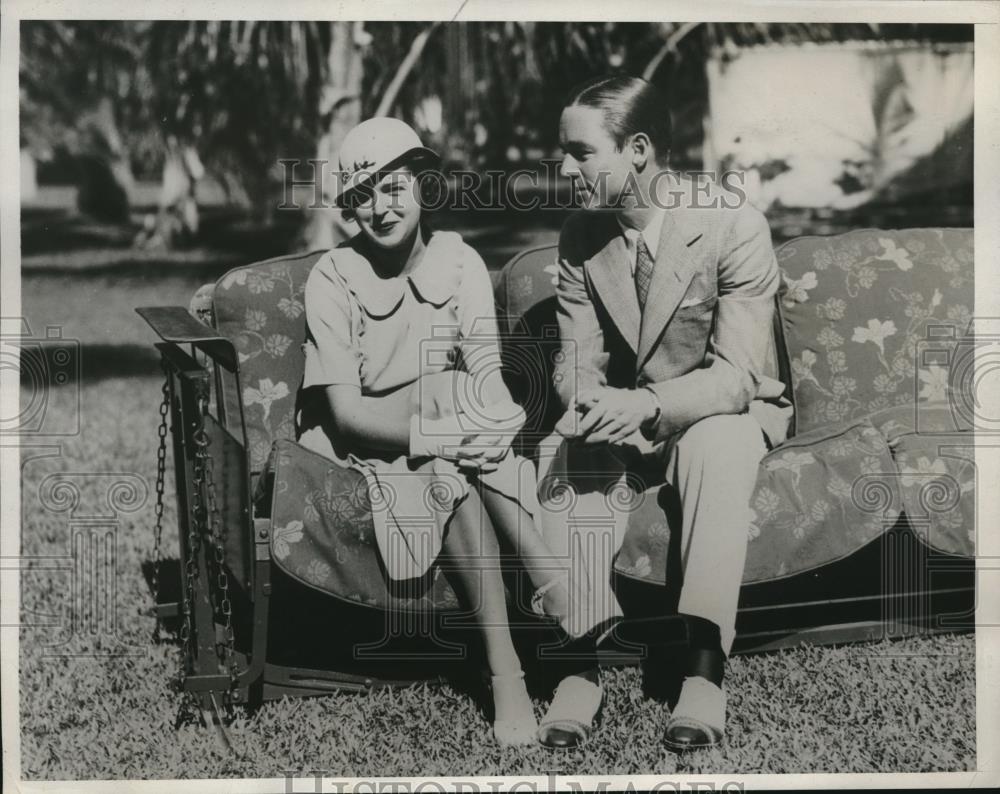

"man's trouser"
[535,412,767,655]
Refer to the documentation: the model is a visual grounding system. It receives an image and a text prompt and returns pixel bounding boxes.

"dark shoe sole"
[538,697,604,750]
[663,718,723,752]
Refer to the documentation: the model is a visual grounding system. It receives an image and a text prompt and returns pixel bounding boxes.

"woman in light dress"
[298,117,587,746]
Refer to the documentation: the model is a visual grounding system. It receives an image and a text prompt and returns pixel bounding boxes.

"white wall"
[704,42,973,212]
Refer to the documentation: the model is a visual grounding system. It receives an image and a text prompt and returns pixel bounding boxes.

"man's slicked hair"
[565,75,673,166]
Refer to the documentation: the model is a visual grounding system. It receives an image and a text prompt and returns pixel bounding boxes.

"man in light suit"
[534,76,792,751]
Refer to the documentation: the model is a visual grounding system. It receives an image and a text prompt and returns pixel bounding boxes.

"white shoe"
[664,676,726,751]
[537,675,603,749]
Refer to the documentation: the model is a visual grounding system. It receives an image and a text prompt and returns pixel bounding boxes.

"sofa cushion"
[891,433,975,559]
[866,403,975,558]
[613,415,904,586]
[743,415,902,583]
[777,228,973,435]
[266,439,460,609]
[867,402,973,442]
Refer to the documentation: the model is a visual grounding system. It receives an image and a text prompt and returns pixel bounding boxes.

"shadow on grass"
[22,206,303,272]
[78,343,163,381]
[22,343,163,384]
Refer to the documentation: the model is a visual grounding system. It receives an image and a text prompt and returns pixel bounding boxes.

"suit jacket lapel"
[636,209,702,368]
[584,221,640,353]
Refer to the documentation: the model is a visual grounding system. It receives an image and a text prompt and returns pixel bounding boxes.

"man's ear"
[630,132,653,170]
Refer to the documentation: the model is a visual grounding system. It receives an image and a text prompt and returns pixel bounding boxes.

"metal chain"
[178,400,205,690]
[151,364,171,643]
[196,395,240,701]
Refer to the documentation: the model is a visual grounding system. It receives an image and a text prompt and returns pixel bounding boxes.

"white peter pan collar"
[329,231,465,318]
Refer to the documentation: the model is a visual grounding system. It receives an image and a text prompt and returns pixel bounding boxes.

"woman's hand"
[454,433,509,473]
[408,414,505,466]
[458,402,526,473]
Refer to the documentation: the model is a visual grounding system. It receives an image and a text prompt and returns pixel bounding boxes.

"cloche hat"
[335,117,439,207]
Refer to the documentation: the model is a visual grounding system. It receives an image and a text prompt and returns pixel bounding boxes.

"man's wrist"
[639,386,661,435]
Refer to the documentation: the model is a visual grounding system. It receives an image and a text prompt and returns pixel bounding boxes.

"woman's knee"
[445,488,489,550]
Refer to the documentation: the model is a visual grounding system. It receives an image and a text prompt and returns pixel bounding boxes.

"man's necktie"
[634,235,655,309]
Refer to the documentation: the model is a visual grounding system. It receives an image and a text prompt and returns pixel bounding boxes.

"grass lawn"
[18,375,976,779]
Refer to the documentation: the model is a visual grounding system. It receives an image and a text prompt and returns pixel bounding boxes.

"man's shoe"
[537,675,603,750]
[664,676,725,752]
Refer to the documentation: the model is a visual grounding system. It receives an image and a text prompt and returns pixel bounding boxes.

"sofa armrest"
[136,305,238,372]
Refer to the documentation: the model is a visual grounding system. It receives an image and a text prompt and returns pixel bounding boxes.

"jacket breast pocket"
[667,294,717,362]
[676,293,717,312]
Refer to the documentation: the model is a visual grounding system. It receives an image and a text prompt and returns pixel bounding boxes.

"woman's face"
[352,168,422,250]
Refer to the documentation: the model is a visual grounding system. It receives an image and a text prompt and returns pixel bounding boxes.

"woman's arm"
[457,249,513,406]
[325,384,411,452]
[327,385,504,470]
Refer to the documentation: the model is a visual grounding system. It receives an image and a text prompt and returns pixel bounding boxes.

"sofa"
[188,226,976,655]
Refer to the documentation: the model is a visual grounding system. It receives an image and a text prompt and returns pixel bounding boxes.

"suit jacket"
[553,180,793,448]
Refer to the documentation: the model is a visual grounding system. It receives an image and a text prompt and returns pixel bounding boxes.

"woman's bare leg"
[442,485,536,743]
[476,486,572,627]
[442,486,520,675]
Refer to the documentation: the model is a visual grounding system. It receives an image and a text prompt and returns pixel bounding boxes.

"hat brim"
[335,146,440,208]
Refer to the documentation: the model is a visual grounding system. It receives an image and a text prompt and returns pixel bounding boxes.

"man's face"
[558,105,636,210]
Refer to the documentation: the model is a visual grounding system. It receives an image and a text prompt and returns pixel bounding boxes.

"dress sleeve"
[456,247,511,405]
[302,255,363,389]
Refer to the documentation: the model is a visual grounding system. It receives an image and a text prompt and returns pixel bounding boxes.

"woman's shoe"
[537,674,603,750]
[663,676,725,752]
[490,671,538,747]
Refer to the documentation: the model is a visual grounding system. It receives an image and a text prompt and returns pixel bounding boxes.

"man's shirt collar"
[617,207,666,259]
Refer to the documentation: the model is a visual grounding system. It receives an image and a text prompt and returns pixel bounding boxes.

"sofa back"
[211,250,324,472]
[777,228,973,434]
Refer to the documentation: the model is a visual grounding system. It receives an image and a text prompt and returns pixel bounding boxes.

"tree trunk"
[76,95,136,224]
[300,22,441,251]
[135,136,205,250]
[300,21,365,251]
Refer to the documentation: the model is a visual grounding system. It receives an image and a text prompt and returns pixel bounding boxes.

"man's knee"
[675,413,765,465]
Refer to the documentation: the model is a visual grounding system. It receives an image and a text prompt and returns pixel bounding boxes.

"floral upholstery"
[615,415,904,585]
[212,251,324,473]
[265,438,460,609]
[868,403,975,558]
[777,229,973,435]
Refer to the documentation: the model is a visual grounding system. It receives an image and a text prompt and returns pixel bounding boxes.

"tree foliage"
[24,20,967,221]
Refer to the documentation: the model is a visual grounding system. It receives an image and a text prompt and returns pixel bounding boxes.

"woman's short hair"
[338,157,442,223]
[339,162,443,228]
[565,75,673,165]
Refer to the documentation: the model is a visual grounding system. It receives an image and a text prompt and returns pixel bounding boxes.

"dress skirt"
[299,369,540,582]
